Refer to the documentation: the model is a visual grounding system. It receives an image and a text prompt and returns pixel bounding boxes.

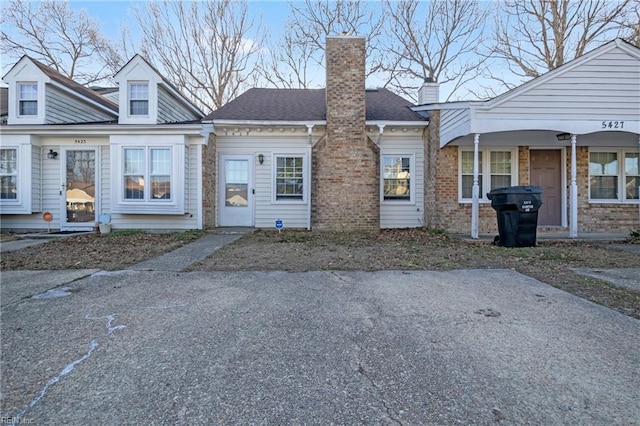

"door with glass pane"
[219,155,253,226]
[62,149,96,230]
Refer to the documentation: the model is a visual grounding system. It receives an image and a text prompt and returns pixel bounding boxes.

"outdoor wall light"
[556,133,572,141]
[47,149,58,159]
[258,154,264,165]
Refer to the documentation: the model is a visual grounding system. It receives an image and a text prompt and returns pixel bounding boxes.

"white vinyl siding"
[217,135,310,229]
[476,50,640,121]
[379,136,424,229]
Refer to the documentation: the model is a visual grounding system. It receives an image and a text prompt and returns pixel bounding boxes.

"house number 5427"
[74,139,87,144]
[602,121,624,129]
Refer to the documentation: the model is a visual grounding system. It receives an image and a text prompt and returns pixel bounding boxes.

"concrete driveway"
[1,269,639,424]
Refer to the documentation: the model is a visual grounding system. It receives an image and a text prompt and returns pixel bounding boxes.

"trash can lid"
[98,213,111,224]
[488,185,543,194]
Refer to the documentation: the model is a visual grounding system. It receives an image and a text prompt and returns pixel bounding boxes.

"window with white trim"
[129,83,149,116]
[382,156,412,201]
[589,150,639,202]
[459,148,516,201]
[0,148,18,200]
[275,156,304,201]
[18,83,38,116]
[123,147,172,201]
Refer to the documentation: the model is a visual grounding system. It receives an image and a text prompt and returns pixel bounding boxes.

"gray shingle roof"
[204,88,425,122]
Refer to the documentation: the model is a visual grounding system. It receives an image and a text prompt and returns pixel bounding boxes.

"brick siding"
[312,36,380,231]
[202,133,216,229]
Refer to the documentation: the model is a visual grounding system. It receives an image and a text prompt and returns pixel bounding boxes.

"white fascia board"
[411,101,474,111]
[470,118,640,136]
[0,123,205,136]
[204,119,327,126]
[49,80,118,117]
[366,120,428,127]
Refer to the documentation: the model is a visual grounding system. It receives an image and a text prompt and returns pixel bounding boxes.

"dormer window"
[18,83,38,116]
[129,82,149,116]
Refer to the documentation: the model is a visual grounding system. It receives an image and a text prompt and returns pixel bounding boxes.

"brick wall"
[312,36,380,231]
[202,133,216,229]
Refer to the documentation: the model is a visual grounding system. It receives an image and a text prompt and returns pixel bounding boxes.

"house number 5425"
[74,139,87,144]
[602,121,624,129]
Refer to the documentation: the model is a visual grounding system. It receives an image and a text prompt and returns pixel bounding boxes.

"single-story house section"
[413,38,640,238]
[202,36,428,231]
[1,55,206,232]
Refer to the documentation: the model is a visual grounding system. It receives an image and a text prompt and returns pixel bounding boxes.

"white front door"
[62,148,97,231]
[219,155,253,226]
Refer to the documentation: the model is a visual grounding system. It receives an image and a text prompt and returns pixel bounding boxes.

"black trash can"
[487,186,543,247]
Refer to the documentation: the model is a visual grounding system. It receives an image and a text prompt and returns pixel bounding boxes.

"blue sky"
[72,0,291,40]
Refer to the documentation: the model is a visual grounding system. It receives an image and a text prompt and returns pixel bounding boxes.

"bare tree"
[490,0,633,85]
[258,0,385,89]
[619,0,640,46]
[0,0,121,85]
[381,0,490,102]
[132,0,265,112]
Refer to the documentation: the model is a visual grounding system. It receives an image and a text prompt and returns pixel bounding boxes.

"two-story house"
[1,55,206,232]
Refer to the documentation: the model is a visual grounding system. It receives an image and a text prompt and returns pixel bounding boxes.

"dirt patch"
[1,230,204,271]
[2,228,638,319]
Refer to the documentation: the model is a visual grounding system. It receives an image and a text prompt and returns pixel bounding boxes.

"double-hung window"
[382,156,412,201]
[18,83,38,116]
[589,150,639,202]
[0,148,18,200]
[460,148,516,202]
[123,147,171,201]
[129,83,149,116]
[275,156,304,201]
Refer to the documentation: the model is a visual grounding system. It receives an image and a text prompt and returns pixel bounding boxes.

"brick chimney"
[312,36,380,231]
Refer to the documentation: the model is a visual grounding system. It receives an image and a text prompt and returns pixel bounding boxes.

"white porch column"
[471,133,480,239]
[638,136,640,227]
[569,134,578,238]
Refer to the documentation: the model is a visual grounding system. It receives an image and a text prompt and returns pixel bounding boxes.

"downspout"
[569,134,578,238]
[471,133,480,239]
[306,124,314,230]
[376,124,386,146]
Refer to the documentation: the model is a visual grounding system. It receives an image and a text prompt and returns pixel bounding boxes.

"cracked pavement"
[1,269,639,424]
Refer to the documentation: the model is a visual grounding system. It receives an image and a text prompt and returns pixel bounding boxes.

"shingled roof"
[204,88,425,122]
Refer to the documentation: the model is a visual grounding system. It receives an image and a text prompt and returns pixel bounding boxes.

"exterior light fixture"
[258,154,264,165]
[556,133,571,141]
[47,149,58,159]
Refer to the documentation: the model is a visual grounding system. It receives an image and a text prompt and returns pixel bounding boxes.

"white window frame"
[128,82,149,117]
[0,141,33,214]
[111,139,185,214]
[458,147,518,203]
[272,154,307,204]
[381,154,415,204]
[0,148,19,201]
[18,82,38,117]
[588,148,640,204]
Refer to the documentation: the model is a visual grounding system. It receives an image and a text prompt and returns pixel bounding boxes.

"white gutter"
[0,123,204,136]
